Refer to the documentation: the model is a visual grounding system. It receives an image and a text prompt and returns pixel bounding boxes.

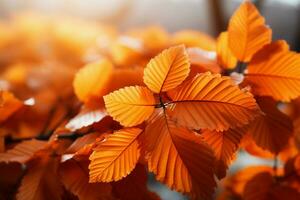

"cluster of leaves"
[1,1,300,199]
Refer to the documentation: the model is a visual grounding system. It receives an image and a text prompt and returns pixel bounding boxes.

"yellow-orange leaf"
[60,160,112,200]
[168,72,260,131]
[216,32,237,69]
[171,30,216,51]
[73,59,113,102]
[145,114,216,199]
[248,97,293,154]
[104,86,155,126]
[228,1,272,62]
[0,91,23,123]
[201,127,246,179]
[244,41,300,102]
[89,128,142,182]
[143,45,190,93]
[0,139,47,163]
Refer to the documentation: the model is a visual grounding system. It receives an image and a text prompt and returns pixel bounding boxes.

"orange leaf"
[145,114,216,199]
[112,164,160,200]
[228,1,272,62]
[0,139,47,163]
[243,172,300,200]
[201,127,246,179]
[143,45,190,93]
[168,72,260,131]
[89,128,142,182]
[216,32,237,69]
[60,159,112,200]
[16,150,63,200]
[73,59,113,102]
[0,91,23,123]
[171,30,216,51]
[224,166,274,196]
[104,86,155,127]
[244,41,300,102]
[248,97,293,154]
[65,102,106,131]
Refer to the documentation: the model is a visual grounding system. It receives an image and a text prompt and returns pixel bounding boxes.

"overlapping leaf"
[228,1,272,62]
[145,114,216,199]
[73,59,113,102]
[202,127,246,179]
[89,128,142,182]
[168,72,260,131]
[16,151,63,200]
[216,32,237,69]
[248,97,293,154]
[143,45,190,93]
[0,139,47,163]
[104,86,155,126]
[244,41,300,102]
[60,159,112,200]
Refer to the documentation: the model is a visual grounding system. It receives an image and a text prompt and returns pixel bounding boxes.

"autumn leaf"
[112,164,160,200]
[168,72,260,131]
[16,150,63,200]
[228,1,272,62]
[60,159,113,200]
[201,127,247,179]
[243,172,300,200]
[143,45,190,93]
[0,91,23,123]
[145,113,216,199]
[0,139,47,163]
[248,97,293,154]
[216,32,237,69]
[104,86,156,127]
[73,59,113,102]
[89,128,142,182]
[65,102,106,131]
[244,41,300,102]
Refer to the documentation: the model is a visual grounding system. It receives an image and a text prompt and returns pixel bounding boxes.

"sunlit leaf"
[89,128,142,182]
[244,41,300,102]
[145,114,216,199]
[168,72,260,131]
[104,86,155,126]
[228,1,272,62]
[216,32,237,69]
[143,45,190,93]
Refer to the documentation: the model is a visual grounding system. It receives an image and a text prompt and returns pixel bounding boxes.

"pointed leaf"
[249,97,293,154]
[168,72,260,131]
[143,45,190,93]
[202,127,246,179]
[73,59,113,102]
[104,86,155,126]
[216,32,237,69]
[145,114,216,199]
[89,128,142,182]
[60,159,112,200]
[0,139,47,163]
[244,41,300,102]
[228,1,272,62]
